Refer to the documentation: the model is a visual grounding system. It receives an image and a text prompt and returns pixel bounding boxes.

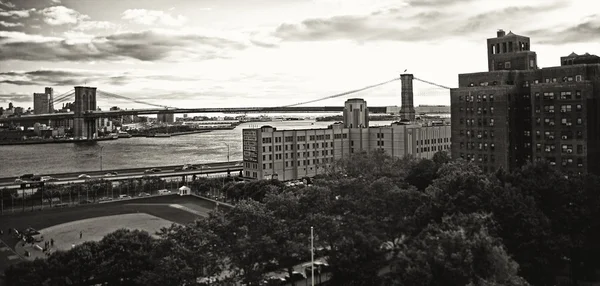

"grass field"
[0,194,218,278]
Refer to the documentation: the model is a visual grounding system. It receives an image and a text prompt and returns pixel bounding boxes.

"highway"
[0,160,243,188]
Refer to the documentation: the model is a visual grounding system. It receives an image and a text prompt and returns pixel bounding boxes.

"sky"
[0,0,599,111]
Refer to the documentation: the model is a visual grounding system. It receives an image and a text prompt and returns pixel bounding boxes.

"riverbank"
[0,136,117,146]
[142,130,213,137]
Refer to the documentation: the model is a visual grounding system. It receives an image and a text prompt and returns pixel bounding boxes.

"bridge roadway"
[0,161,243,188]
[0,106,389,122]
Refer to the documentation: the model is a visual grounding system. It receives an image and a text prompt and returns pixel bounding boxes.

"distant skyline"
[1,0,599,110]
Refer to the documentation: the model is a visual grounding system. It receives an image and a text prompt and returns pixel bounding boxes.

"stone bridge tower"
[399,74,416,121]
[73,86,97,140]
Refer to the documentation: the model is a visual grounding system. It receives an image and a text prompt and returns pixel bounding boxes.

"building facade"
[243,97,451,180]
[451,30,600,174]
[157,112,175,123]
[33,93,49,115]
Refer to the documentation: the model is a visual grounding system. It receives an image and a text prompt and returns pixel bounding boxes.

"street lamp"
[222,143,230,162]
[99,146,104,171]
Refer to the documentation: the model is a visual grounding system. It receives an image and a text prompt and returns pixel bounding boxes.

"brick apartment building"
[450,30,600,175]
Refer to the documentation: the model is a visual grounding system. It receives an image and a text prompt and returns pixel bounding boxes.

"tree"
[94,229,157,285]
[387,213,530,286]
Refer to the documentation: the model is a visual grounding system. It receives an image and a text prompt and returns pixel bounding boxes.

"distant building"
[34,93,50,114]
[242,97,451,180]
[451,30,600,175]
[157,112,175,123]
[45,87,54,113]
[415,105,450,114]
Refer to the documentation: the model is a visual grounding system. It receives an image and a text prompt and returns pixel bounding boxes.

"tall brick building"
[450,30,600,175]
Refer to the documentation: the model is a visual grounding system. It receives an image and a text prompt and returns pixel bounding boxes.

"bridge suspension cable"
[97,90,176,109]
[280,76,401,107]
[51,89,75,102]
[413,77,453,90]
[52,89,76,105]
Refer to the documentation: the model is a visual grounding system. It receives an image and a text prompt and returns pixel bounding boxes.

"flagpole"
[311,226,314,286]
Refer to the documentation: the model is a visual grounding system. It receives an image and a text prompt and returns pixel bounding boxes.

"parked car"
[104,172,118,177]
[144,168,161,174]
[137,192,151,197]
[118,194,131,199]
[78,174,91,179]
[158,189,171,195]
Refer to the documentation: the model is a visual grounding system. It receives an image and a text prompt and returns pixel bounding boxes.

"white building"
[242,98,451,180]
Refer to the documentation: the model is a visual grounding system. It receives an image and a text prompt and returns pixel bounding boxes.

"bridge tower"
[399,74,415,121]
[73,86,98,140]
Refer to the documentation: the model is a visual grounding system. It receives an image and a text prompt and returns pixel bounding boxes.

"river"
[0,120,396,177]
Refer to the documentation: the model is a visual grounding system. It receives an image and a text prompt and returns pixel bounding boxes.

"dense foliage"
[4,150,600,285]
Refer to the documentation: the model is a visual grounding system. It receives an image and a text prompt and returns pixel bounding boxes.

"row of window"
[533,117,584,126]
[534,157,584,167]
[460,153,497,163]
[459,94,495,102]
[461,118,496,127]
[527,130,584,140]
[460,130,496,138]
[261,142,335,152]
[459,142,496,151]
[535,104,583,113]
[460,106,495,114]
[534,144,584,154]
[417,145,450,153]
[262,157,335,170]
[262,150,333,161]
[262,133,348,144]
[417,138,450,145]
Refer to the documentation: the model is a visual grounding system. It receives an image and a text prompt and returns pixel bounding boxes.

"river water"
[0,120,395,177]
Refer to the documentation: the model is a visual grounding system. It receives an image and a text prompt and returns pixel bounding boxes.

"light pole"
[99,146,104,171]
[222,143,230,162]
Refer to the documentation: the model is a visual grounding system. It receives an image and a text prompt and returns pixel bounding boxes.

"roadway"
[0,106,389,122]
[0,161,243,188]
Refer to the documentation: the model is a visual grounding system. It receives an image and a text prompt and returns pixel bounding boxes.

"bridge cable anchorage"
[413,77,453,90]
[97,90,177,109]
[278,76,402,108]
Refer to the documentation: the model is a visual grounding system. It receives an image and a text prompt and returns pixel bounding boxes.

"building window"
[575,75,582,82]
[576,90,582,99]
[530,59,535,68]
[576,118,583,125]
[576,104,582,111]
[489,95,494,102]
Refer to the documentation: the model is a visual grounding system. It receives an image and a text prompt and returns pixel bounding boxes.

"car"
[78,174,91,179]
[40,176,57,182]
[137,192,151,197]
[118,194,131,199]
[98,197,112,202]
[14,178,24,183]
[104,172,118,177]
[144,168,161,174]
[158,189,171,195]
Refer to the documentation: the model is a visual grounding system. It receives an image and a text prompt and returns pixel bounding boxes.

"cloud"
[273,2,567,43]
[0,8,34,18]
[51,0,61,3]
[0,93,30,103]
[74,20,117,31]
[0,69,105,86]
[40,5,88,25]
[0,20,22,27]
[0,30,248,62]
[122,9,187,26]
[525,14,600,44]
[0,0,15,9]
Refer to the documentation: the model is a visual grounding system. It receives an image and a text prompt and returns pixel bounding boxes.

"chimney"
[497,29,505,37]
[399,74,415,121]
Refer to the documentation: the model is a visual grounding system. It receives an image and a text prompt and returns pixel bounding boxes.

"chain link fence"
[0,172,242,215]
